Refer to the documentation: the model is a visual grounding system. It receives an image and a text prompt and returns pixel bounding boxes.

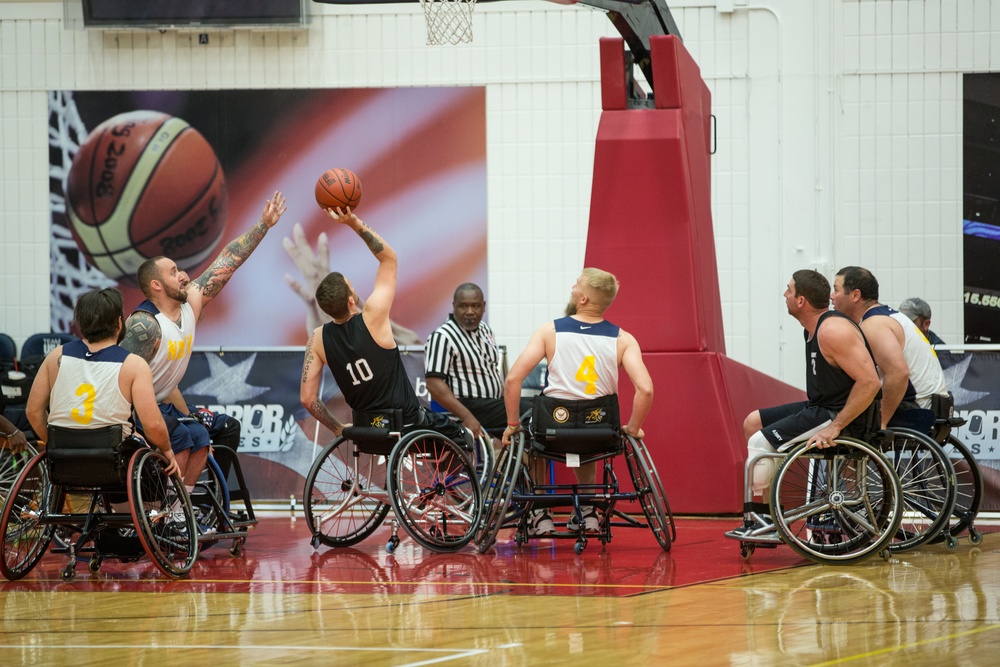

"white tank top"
[48,340,133,436]
[145,301,196,402]
[892,311,948,408]
[544,317,620,400]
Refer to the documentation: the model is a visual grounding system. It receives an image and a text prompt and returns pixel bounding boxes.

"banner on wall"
[938,350,1000,512]
[178,347,431,502]
[46,87,488,347]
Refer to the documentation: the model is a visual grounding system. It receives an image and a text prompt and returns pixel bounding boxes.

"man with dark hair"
[25,288,178,476]
[833,267,949,428]
[899,297,945,346]
[300,207,465,444]
[122,191,286,495]
[424,283,530,439]
[725,270,881,539]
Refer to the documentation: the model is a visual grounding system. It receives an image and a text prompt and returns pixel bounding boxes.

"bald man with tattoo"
[122,192,287,504]
[300,206,465,444]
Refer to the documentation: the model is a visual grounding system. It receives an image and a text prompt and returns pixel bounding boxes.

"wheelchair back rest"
[890,407,936,435]
[343,409,403,456]
[930,392,962,442]
[530,394,621,455]
[47,424,128,488]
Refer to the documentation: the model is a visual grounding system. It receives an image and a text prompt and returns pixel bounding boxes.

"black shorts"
[758,401,836,449]
[459,396,534,431]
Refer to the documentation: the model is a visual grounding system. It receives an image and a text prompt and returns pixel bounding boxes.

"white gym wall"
[0,0,991,389]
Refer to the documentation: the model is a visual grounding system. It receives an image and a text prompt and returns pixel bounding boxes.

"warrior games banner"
[939,350,1000,511]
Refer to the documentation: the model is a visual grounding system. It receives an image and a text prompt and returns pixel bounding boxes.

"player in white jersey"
[25,288,177,476]
[502,268,653,534]
[122,191,286,492]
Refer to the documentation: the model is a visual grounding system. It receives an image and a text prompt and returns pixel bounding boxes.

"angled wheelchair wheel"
[303,438,390,548]
[127,449,198,578]
[770,438,902,565]
[475,434,524,553]
[471,431,495,487]
[881,428,956,553]
[0,452,54,581]
[938,435,983,542]
[388,431,482,552]
[0,443,37,504]
[623,436,675,551]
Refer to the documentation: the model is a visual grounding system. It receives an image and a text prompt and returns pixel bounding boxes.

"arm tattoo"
[193,219,269,299]
[120,313,161,363]
[308,399,344,434]
[357,223,385,255]
[301,345,315,384]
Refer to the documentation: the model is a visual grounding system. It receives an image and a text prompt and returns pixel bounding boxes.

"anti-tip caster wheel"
[62,565,77,581]
[230,539,245,557]
[310,534,321,550]
[386,536,400,554]
[740,543,755,561]
[946,535,958,551]
[969,527,983,545]
[88,557,101,574]
[574,539,587,555]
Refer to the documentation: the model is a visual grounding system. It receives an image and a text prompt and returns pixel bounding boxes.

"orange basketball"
[65,110,227,282]
[315,168,363,211]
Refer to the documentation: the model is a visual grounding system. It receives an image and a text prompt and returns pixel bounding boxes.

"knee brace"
[747,431,777,495]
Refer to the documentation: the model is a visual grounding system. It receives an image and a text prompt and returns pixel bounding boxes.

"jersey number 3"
[71,383,96,425]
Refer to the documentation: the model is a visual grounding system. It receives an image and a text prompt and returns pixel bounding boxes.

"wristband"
[506,422,520,427]
[1,429,20,440]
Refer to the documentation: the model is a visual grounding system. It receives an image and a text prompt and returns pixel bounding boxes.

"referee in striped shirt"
[425,283,529,438]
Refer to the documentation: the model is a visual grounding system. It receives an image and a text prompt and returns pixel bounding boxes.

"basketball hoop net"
[418,0,477,45]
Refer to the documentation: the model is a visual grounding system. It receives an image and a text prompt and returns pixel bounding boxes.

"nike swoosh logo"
[580,326,592,330]
[85,352,93,357]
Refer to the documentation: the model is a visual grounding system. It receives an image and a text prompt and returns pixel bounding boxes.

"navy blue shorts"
[758,401,836,449]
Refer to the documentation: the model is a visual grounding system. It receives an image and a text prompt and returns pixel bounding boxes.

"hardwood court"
[0,516,996,665]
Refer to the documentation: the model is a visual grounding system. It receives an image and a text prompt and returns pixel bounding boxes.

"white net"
[48,90,114,333]
[418,0,477,45]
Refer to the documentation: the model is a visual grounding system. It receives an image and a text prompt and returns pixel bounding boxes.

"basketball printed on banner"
[65,110,228,282]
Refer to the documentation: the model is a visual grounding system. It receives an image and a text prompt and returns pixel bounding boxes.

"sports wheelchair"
[0,425,199,581]
[475,394,675,555]
[925,393,984,548]
[303,409,483,553]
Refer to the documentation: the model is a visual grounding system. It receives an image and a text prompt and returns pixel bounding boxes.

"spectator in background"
[899,297,945,346]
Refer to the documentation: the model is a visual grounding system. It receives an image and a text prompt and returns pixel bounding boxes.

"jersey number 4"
[575,356,599,395]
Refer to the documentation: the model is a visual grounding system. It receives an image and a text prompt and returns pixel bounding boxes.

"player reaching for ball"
[121,191,287,510]
[300,206,466,444]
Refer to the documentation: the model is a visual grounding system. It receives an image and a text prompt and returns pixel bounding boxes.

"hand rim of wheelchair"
[0,450,56,580]
[768,437,904,565]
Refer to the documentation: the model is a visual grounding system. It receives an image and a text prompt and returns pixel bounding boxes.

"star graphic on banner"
[185,353,270,403]
[942,355,990,406]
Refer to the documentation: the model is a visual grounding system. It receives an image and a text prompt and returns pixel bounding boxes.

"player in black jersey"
[299,206,464,444]
[725,270,881,539]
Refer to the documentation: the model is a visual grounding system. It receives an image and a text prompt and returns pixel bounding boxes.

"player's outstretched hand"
[262,191,288,227]
[323,206,359,227]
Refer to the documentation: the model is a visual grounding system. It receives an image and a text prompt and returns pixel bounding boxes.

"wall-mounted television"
[81,1,307,29]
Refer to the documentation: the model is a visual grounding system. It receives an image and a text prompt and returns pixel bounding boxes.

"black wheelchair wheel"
[388,430,482,552]
[475,434,524,553]
[623,436,674,550]
[127,449,198,578]
[303,438,390,548]
[0,452,54,581]
[881,428,956,553]
[938,435,983,541]
[771,438,903,565]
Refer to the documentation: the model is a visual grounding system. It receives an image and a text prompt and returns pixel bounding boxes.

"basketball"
[65,110,228,282]
[315,168,363,211]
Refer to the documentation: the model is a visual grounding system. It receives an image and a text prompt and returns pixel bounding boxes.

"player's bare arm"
[121,311,161,363]
[860,316,910,428]
[191,191,287,304]
[300,329,346,436]
[619,330,653,438]
[807,318,881,448]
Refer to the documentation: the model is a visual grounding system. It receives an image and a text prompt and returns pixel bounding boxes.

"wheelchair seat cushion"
[530,394,621,455]
[46,424,130,487]
[345,409,404,455]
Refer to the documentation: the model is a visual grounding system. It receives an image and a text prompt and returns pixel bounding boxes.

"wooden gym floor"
[0,514,997,666]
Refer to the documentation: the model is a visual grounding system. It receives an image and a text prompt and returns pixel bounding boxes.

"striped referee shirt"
[424,315,503,399]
